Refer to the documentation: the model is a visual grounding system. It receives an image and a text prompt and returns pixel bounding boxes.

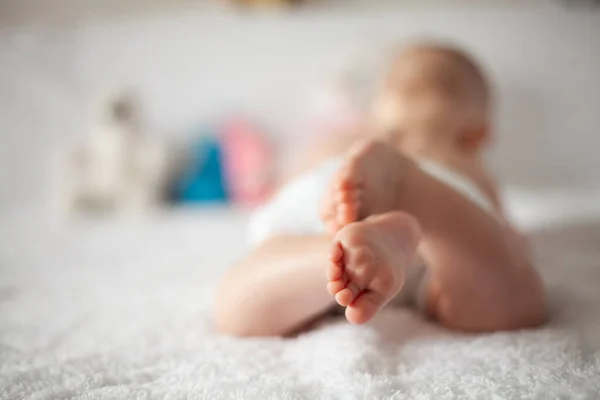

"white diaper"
[248,158,342,246]
[248,157,496,246]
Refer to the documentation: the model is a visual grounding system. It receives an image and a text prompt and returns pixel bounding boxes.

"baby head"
[373,42,492,157]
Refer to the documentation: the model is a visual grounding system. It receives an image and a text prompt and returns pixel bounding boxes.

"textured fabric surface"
[1,206,600,400]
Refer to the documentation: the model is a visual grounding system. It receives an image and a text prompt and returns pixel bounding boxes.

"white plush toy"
[64,90,170,213]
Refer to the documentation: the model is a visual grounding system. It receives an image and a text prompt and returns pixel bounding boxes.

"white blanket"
[1,201,600,399]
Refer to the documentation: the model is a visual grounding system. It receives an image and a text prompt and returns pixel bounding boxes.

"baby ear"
[458,123,490,152]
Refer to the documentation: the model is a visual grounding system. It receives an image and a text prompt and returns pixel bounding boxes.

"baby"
[215,42,547,336]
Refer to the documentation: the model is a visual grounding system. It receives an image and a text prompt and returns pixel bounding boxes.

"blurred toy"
[64,90,169,213]
[174,134,229,204]
[220,118,274,206]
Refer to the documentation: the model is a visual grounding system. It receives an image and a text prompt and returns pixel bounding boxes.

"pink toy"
[220,118,275,206]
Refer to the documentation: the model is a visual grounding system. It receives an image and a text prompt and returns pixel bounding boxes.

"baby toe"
[334,288,354,307]
[345,290,386,325]
[326,263,343,281]
[329,241,344,262]
[337,203,358,226]
[334,282,360,307]
[327,278,347,296]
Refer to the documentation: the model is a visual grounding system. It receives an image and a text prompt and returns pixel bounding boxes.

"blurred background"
[0,0,599,220]
[2,4,600,397]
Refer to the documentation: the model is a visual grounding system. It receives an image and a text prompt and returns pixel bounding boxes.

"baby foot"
[320,140,413,233]
[326,211,421,324]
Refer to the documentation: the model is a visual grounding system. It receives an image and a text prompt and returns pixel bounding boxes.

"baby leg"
[322,139,546,331]
[215,234,337,337]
